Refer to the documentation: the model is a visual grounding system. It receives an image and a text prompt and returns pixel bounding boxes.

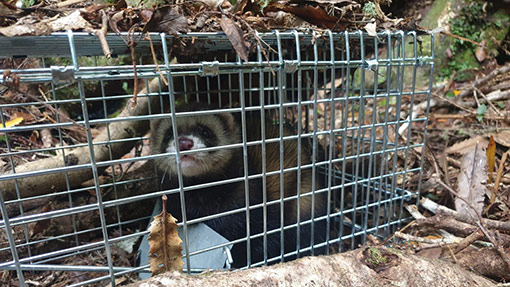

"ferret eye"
[201,129,210,138]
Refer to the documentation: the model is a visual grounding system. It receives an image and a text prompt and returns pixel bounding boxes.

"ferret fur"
[150,104,327,267]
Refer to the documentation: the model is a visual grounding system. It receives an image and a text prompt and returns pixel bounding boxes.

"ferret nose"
[178,137,194,151]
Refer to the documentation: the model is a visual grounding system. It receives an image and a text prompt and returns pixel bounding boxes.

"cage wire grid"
[0,30,434,287]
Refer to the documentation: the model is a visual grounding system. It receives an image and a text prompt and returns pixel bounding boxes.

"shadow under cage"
[0,30,434,286]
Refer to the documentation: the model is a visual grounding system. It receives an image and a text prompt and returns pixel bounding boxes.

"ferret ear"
[150,118,171,137]
[217,113,236,132]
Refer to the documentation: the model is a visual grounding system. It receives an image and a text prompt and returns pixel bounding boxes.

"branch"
[127,248,495,287]
[420,198,510,232]
[0,78,164,201]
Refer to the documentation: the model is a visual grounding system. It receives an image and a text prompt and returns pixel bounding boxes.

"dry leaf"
[364,22,379,39]
[475,39,487,62]
[143,6,189,35]
[219,15,249,62]
[268,4,344,29]
[4,117,23,128]
[493,130,510,147]
[0,10,92,36]
[13,111,35,123]
[50,10,92,32]
[148,195,183,275]
[456,144,487,218]
[486,136,496,183]
[445,136,488,154]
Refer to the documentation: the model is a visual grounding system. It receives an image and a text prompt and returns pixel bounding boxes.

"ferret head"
[151,107,240,178]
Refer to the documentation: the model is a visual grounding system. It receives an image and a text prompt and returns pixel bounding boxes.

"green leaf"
[477,104,486,122]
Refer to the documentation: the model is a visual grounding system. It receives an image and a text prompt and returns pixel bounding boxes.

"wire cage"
[0,30,434,286]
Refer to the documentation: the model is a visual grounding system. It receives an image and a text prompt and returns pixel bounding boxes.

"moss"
[366,247,388,265]
[419,0,451,30]
[485,11,510,56]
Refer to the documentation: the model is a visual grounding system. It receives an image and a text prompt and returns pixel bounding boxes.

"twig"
[440,30,483,47]
[453,230,483,253]
[225,11,276,76]
[431,92,476,114]
[406,205,457,240]
[454,63,510,100]
[475,87,503,116]
[128,29,138,107]
[485,150,509,213]
[95,10,111,58]
[473,221,510,272]
[146,32,168,86]
[420,197,510,232]
[56,0,86,8]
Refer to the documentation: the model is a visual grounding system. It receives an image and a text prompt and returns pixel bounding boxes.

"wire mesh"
[0,30,434,287]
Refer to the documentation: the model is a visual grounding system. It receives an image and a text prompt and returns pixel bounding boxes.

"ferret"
[151,104,327,268]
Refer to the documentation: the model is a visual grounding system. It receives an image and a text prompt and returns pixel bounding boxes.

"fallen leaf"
[4,117,23,128]
[456,144,487,218]
[445,47,453,58]
[148,195,183,275]
[0,10,92,37]
[219,15,249,62]
[364,22,379,39]
[486,136,496,183]
[143,6,189,35]
[493,130,510,147]
[12,111,35,123]
[267,4,344,29]
[48,10,92,32]
[475,39,487,62]
[445,136,488,154]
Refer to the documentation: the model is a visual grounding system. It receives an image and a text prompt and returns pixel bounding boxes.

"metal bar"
[68,30,117,287]
[0,30,434,285]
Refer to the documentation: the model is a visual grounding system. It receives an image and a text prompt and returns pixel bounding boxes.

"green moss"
[419,0,450,30]
[366,247,388,265]
[436,1,488,79]
[485,11,510,56]
[449,1,486,54]
[363,2,377,17]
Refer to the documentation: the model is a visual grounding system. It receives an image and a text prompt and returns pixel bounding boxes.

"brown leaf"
[445,136,488,154]
[456,144,487,218]
[267,4,344,29]
[0,10,92,37]
[143,6,189,35]
[148,195,183,275]
[445,47,453,59]
[493,130,510,147]
[12,111,35,124]
[486,136,496,183]
[219,15,249,62]
[475,39,487,62]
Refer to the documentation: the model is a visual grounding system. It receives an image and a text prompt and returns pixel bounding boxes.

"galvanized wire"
[0,30,434,287]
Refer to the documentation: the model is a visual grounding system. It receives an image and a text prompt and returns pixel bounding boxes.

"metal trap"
[0,30,434,286]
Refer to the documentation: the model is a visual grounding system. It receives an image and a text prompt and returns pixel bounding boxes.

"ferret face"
[151,111,240,178]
